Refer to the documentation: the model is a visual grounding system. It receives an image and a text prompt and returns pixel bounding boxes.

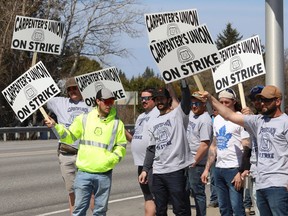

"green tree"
[215,22,243,49]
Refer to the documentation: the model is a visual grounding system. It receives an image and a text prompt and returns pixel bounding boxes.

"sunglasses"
[67,86,78,91]
[191,102,202,107]
[140,96,153,101]
[100,98,115,105]
[258,97,276,103]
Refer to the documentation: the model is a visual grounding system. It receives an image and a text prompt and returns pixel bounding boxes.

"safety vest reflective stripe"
[118,143,127,148]
[60,131,68,139]
[82,113,88,137]
[60,130,78,142]
[81,113,119,152]
[113,151,122,162]
[108,119,119,151]
[79,140,109,149]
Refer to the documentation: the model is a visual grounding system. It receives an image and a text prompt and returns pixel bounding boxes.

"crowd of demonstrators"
[45,87,127,216]
[42,78,288,216]
[186,92,213,216]
[46,77,92,215]
[201,88,249,216]
[199,85,288,216]
[139,79,193,216]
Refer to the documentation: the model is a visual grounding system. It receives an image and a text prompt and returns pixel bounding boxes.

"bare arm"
[201,137,217,184]
[199,91,245,127]
[192,140,210,167]
[166,83,179,109]
[125,129,133,143]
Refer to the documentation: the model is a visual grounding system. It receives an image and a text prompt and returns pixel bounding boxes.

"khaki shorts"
[58,153,77,193]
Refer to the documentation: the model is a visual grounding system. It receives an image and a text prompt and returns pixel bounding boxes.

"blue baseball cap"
[248,85,264,100]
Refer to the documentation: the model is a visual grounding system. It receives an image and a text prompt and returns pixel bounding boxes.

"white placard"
[212,35,266,92]
[75,67,127,107]
[11,15,65,55]
[2,61,60,122]
[145,9,199,42]
[150,24,222,83]
[116,91,138,105]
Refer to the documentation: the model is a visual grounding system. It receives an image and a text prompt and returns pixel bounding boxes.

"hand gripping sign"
[2,61,60,122]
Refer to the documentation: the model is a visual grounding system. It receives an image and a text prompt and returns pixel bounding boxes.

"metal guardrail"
[0,125,135,141]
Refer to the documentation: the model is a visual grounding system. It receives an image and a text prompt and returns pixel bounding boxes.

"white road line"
[0,150,55,158]
[35,195,143,216]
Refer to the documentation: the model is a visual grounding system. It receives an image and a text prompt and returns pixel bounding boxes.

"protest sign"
[149,24,222,83]
[2,61,60,122]
[212,35,266,92]
[75,67,127,107]
[11,15,65,55]
[145,9,199,42]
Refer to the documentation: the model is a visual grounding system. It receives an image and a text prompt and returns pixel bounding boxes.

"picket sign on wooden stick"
[193,74,204,92]
[238,82,247,108]
[31,52,49,120]
[193,74,213,115]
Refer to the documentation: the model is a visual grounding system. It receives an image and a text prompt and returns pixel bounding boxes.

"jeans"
[214,167,245,216]
[209,163,218,204]
[188,166,206,216]
[251,178,259,216]
[243,176,252,209]
[256,186,288,216]
[153,169,191,216]
[73,170,112,216]
[244,188,252,208]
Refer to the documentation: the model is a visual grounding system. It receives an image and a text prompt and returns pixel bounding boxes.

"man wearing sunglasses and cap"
[201,88,249,216]
[186,92,213,216]
[199,85,288,216]
[45,87,127,216]
[46,77,91,215]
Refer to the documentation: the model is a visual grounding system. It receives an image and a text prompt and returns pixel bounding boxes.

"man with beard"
[126,87,158,216]
[139,79,193,216]
[199,85,288,216]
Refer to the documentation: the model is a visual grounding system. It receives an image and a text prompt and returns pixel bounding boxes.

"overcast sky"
[110,0,287,79]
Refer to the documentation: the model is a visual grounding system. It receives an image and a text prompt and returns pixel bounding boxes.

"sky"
[110,0,287,79]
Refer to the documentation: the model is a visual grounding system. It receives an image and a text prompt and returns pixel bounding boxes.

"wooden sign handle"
[238,82,246,108]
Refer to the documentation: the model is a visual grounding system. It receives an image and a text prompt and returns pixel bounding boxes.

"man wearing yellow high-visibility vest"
[45,87,127,216]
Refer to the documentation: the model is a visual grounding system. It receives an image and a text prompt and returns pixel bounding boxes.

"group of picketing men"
[5,7,287,216]
[44,74,288,216]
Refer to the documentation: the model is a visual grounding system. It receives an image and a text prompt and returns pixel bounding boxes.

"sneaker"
[208,202,218,208]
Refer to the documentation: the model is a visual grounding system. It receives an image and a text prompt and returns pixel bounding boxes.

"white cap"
[218,88,236,100]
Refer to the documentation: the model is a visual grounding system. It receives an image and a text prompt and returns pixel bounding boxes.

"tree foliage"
[215,22,243,49]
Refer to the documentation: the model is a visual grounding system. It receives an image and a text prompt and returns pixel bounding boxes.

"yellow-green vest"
[55,107,127,173]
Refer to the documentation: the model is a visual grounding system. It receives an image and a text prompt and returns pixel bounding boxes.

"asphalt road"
[0,139,221,216]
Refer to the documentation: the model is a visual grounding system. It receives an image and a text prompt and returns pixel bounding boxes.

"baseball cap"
[65,77,77,89]
[248,85,264,100]
[153,87,171,98]
[218,88,237,100]
[96,88,115,100]
[256,85,282,99]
